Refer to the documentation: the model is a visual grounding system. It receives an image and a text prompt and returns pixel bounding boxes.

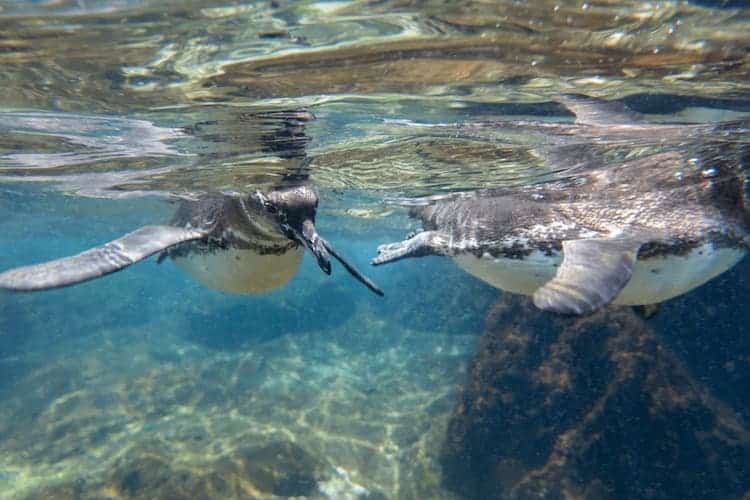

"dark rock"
[22,439,327,499]
[652,259,750,423]
[440,294,750,500]
[234,441,326,497]
[107,450,232,499]
[114,455,175,498]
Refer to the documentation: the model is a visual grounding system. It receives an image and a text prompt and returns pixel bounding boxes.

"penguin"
[0,108,382,296]
[0,185,383,296]
[372,95,749,314]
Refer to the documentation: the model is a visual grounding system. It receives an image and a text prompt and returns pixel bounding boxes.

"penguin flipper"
[0,225,206,291]
[371,230,447,265]
[319,239,384,296]
[533,238,639,315]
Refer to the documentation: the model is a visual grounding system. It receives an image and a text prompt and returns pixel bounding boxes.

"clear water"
[0,1,749,499]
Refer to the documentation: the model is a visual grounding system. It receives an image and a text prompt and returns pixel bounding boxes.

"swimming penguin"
[0,185,383,295]
[372,95,749,314]
[0,106,383,296]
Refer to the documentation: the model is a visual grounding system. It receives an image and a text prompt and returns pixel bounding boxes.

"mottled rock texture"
[441,294,750,500]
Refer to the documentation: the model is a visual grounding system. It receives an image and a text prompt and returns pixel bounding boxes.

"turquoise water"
[0,1,749,499]
[0,187,498,498]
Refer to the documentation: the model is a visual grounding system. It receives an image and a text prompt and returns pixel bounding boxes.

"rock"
[440,294,750,499]
[30,440,326,499]
[232,441,327,497]
[110,453,201,499]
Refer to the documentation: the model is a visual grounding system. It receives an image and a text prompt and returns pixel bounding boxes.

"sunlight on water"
[0,1,749,499]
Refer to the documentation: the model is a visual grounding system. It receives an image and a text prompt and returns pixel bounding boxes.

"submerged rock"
[230,441,327,497]
[116,441,327,498]
[440,295,750,499]
[32,440,327,499]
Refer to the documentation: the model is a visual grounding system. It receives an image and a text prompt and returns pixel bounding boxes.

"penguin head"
[257,186,331,274]
[254,186,384,296]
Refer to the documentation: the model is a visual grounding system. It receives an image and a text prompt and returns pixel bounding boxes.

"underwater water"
[0,1,749,499]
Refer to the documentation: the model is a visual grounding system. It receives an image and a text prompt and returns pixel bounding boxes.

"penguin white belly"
[172,247,304,294]
[455,251,558,297]
[614,244,745,305]
[454,243,746,306]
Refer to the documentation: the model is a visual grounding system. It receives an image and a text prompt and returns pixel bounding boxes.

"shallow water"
[0,1,749,499]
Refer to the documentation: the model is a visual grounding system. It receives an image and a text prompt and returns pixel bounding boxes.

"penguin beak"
[297,219,332,275]
[293,219,384,296]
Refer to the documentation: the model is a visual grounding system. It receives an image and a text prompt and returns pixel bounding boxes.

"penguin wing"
[533,238,639,315]
[319,238,384,296]
[0,225,206,291]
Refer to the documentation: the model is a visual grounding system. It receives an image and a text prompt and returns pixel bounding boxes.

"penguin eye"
[264,202,278,214]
